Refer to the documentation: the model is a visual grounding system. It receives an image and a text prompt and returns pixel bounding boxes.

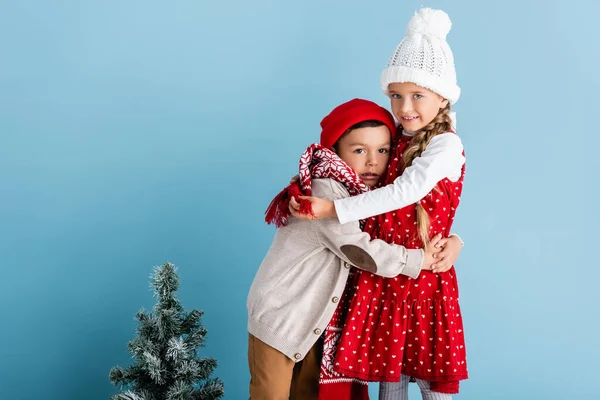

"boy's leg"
[248,333,295,400]
[290,337,323,400]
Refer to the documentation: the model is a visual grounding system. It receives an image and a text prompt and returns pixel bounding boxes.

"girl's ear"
[440,98,449,109]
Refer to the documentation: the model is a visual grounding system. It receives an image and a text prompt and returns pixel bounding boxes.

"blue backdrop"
[1,1,598,399]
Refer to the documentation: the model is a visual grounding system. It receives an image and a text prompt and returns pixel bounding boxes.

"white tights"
[379,375,452,400]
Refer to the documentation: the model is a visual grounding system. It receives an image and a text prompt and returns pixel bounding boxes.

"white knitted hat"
[381,8,460,104]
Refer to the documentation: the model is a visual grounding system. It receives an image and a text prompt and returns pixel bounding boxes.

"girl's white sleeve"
[334,133,465,224]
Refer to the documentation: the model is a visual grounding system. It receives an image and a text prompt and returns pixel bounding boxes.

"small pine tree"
[109,263,224,400]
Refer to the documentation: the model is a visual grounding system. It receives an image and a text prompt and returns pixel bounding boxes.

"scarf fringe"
[264,183,315,227]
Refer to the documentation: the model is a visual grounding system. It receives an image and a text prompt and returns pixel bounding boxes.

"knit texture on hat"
[381,8,460,104]
[320,98,397,149]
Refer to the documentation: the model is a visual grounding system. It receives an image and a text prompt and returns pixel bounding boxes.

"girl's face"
[334,125,391,187]
[388,82,448,133]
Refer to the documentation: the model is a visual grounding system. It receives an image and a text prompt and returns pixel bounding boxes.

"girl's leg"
[379,374,410,400]
[415,379,452,400]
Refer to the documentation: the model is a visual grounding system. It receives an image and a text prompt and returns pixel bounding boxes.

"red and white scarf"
[265,143,369,227]
[264,143,370,399]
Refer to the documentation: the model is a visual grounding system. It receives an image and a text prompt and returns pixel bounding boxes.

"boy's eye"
[353,149,366,154]
[378,148,389,154]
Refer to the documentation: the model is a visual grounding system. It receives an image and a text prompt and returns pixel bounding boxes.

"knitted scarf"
[265,143,369,227]
[264,143,370,399]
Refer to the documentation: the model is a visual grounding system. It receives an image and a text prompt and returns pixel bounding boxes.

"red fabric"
[320,98,397,149]
[265,143,370,227]
[431,380,460,394]
[331,131,468,395]
[318,271,370,400]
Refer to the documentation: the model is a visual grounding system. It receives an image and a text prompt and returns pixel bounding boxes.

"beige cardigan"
[247,178,424,362]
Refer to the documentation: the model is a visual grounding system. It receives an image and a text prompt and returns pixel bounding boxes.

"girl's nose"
[400,100,413,112]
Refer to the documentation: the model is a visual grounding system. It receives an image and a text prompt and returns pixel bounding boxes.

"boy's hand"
[422,233,443,271]
[289,175,299,184]
[289,196,337,220]
[431,235,463,273]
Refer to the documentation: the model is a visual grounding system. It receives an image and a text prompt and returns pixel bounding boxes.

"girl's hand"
[289,196,337,220]
[431,235,463,273]
[422,233,443,270]
[289,175,299,184]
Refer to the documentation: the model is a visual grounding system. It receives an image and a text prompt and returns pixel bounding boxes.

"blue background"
[1,1,598,399]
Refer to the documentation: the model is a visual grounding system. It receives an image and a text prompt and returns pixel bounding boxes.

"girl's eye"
[413,94,423,99]
[390,93,401,99]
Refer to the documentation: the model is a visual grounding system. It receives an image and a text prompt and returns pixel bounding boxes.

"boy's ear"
[330,146,338,154]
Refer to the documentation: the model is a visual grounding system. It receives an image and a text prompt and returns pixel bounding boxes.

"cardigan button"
[294,353,302,360]
[314,328,322,335]
[344,262,351,269]
[332,297,339,303]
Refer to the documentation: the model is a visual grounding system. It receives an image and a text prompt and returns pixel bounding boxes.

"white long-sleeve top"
[334,131,465,224]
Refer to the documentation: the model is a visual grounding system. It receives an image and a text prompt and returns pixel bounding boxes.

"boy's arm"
[310,179,423,279]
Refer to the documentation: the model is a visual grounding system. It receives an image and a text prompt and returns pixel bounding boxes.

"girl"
[248,98,458,400]
[291,8,468,399]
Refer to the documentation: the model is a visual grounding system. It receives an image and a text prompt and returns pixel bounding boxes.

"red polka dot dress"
[333,132,468,393]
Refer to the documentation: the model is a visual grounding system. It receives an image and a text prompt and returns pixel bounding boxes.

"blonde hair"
[402,104,453,245]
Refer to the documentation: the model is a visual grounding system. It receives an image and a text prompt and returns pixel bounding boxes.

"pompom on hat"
[380,8,461,104]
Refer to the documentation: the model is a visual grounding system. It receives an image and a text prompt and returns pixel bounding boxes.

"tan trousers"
[248,333,322,400]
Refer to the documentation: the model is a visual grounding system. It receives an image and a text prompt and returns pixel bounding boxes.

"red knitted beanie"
[319,98,397,148]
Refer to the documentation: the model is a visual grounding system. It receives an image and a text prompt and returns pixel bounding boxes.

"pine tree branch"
[110,390,148,400]
[191,379,224,400]
[151,263,179,301]
[156,307,180,341]
[166,337,189,362]
[184,327,207,349]
[195,358,218,382]
[166,380,195,400]
[180,310,202,334]
[143,351,166,385]
[135,310,160,341]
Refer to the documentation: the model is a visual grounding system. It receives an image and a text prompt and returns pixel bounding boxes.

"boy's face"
[387,82,448,133]
[334,125,391,187]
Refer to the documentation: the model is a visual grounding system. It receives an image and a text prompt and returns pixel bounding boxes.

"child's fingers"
[429,233,443,247]
[431,255,453,273]
[436,237,449,248]
[436,248,450,260]
[290,196,300,210]
[289,198,301,215]
[289,204,298,216]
